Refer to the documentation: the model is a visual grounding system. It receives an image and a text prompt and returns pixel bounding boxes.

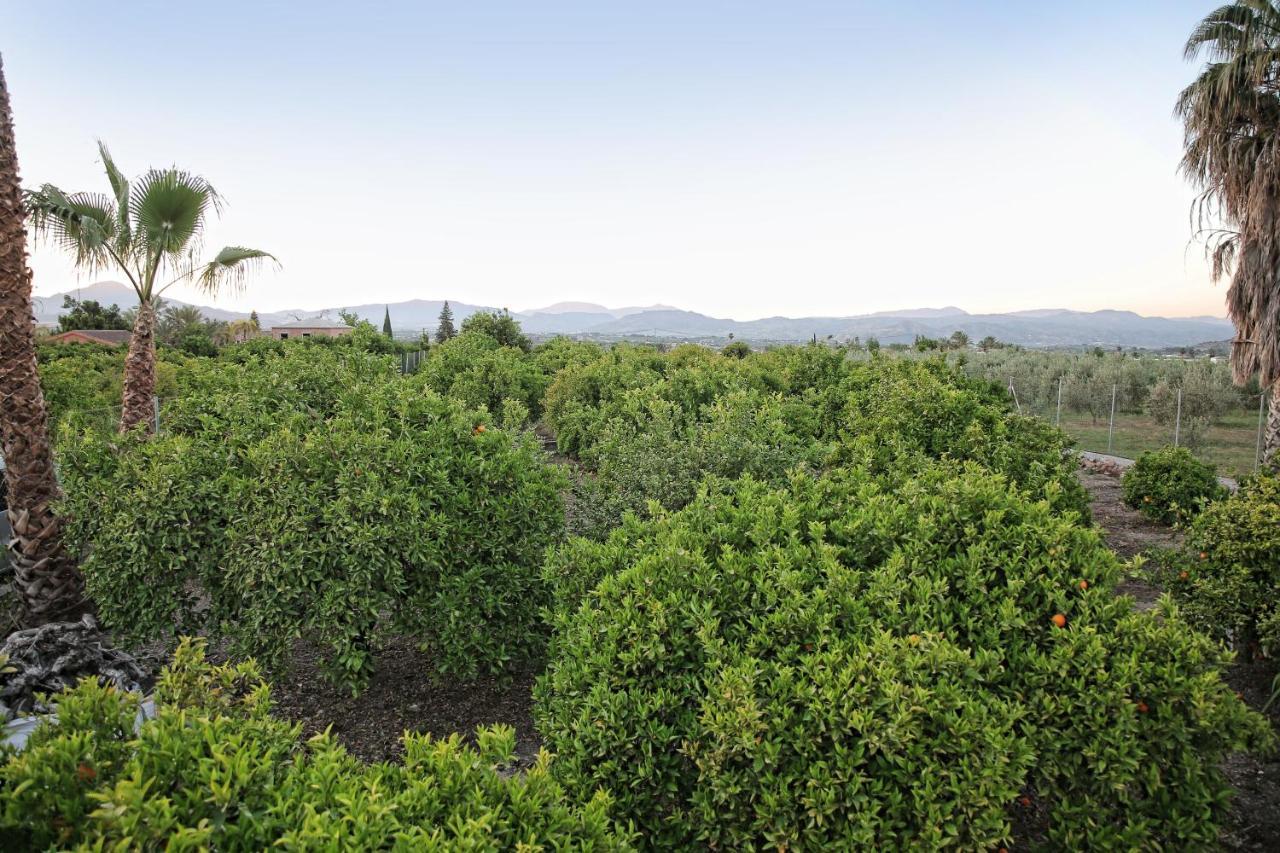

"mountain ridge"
[32,281,1232,349]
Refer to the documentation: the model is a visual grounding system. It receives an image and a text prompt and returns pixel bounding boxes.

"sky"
[2,1,1232,320]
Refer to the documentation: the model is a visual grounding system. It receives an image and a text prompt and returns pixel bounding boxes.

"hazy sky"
[4,1,1229,319]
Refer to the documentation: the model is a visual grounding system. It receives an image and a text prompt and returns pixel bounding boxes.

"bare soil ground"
[1077,465,1280,851]
[1077,467,1180,611]
[265,636,543,767]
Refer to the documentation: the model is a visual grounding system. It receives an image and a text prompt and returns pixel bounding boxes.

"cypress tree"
[435,301,456,343]
[382,306,393,338]
[249,310,260,329]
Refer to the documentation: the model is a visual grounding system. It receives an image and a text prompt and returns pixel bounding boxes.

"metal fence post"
[1257,391,1267,471]
[1008,381,1021,414]
[152,396,160,435]
[1107,383,1117,454]
[1174,388,1182,447]
[1055,377,1063,426]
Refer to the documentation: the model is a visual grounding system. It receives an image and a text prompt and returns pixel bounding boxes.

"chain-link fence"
[1006,377,1266,479]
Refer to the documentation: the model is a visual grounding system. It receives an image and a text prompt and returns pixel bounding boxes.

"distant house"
[269,321,353,340]
[46,329,132,346]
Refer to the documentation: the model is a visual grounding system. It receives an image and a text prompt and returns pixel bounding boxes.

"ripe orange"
[1199,552,1207,560]
[1136,701,1149,714]
[1178,570,1189,581]
[1051,613,1067,629]
[1019,795,1032,807]
[474,424,486,434]
[1078,580,1088,591]
[76,762,96,783]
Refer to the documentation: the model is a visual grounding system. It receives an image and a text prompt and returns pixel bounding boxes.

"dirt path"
[1077,467,1180,611]
[1077,465,1280,851]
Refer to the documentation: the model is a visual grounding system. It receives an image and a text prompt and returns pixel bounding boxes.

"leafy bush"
[829,358,1090,518]
[568,388,827,539]
[1161,469,1280,658]
[1122,446,1225,525]
[460,309,533,352]
[537,467,1270,850]
[0,640,632,850]
[417,331,548,424]
[61,346,566,694]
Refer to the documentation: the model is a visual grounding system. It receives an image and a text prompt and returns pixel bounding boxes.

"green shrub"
[567,388,827,539]
[1122,446,1225,525]
[460,309,533,352]
[61,347,566,694]
[537,468,1271,850]
[0,640,632,851]
[1161,469,1280,658]
[546,348,1089,525]
[533,337,606,381]
[829,358,1091,518]
[417,331,548,423]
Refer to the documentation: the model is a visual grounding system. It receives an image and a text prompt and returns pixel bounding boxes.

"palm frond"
[24,184,118,270]
[97,140,132,249]
[128,168,220,262]
[195,246,279,296]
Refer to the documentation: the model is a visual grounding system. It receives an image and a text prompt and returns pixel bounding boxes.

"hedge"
[537,466,1271,849]
[0,640,633,851]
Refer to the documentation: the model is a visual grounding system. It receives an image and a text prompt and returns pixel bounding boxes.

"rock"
[0,614,151,721]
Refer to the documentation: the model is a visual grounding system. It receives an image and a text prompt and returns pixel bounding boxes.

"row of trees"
[957,348,1251,449]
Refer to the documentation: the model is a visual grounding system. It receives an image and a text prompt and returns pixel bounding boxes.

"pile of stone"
[0,614,151,722]
[1079,456,1125,478]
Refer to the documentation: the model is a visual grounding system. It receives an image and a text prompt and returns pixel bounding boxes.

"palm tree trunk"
[119,299,157,435]
[0,55,87,622]
[1265,380,1280,467]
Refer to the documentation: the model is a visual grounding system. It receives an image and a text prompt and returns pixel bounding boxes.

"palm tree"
[25,145,276,434]
[0,55,86,621]
[158,303,207,345]
[226,318,258,343]
[1178,1,1280,462]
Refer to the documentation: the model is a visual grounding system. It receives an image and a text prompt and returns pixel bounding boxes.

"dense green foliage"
[30,326,1275,848]
[537,468,1272,850]
[416,330,548,424]
[55,296,130,332]
[0,640,632,851]
[59,343,565,693]
[545,344,1088,538]
[37,343,186,434]
[1122,446,1226,525]
[461,309,533,352]
[1161,470,1280,659]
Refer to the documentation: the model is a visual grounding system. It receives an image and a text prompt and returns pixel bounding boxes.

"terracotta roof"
[47,329,132,345]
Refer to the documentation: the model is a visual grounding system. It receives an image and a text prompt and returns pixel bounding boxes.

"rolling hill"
[33,282,1233,349]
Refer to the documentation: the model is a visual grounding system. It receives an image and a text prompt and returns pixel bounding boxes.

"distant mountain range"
[32,282,1234,349]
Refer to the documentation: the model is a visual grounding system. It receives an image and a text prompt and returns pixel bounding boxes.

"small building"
[269,321,353,340]
[45,329,132,346]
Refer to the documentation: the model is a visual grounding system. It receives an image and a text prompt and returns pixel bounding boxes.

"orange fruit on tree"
[474,424,486,434]
[1178,570,1189,581]
[1136,701,1149,713]
[1078,580,1088,590]
[1051,613,1067,628]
